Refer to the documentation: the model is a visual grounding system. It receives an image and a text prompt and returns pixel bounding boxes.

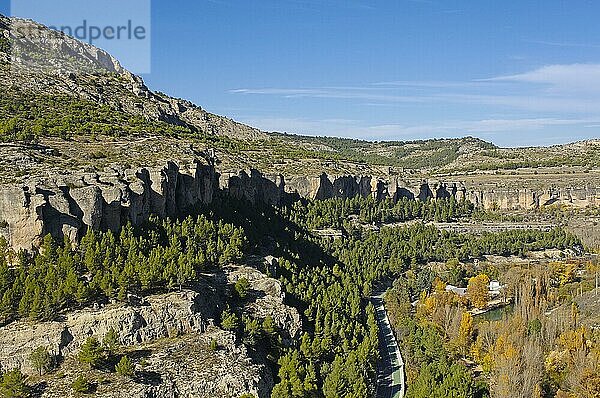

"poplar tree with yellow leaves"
[467,274,490,309]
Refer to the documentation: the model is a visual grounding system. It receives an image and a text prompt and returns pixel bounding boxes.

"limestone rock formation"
[468,186,599,210]
[38,330,272,398]
[0,265,298,397]
[223,169,285,206]
[0,185,45,249]
[1,160,599,252]
[226,265,302,346]
[538,186,600,208]
[0,289,218,375]
[0,160,217,251]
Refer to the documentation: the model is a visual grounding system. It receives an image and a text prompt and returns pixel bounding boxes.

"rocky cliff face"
[0,289,218,375]
[468,186,600,210]
[0,160,217,251]
[226,265,302,346]
[2,162,599,251]
[221,169,468,205]
[37,330,273,398]
[219,169,600,211]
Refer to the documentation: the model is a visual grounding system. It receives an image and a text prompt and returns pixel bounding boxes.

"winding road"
[371,290,405,398]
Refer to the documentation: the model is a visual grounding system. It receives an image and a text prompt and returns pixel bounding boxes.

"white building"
[445,280,504,298]
[489,280,504,297]
[445,285,467,296]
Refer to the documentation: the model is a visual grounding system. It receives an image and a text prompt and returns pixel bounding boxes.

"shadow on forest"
[127,349,152,361]
[196,193,340,320]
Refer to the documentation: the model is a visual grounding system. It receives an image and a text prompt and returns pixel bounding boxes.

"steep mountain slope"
[2,13,595,177]
[3,12,600,184]
[0,14,264,141]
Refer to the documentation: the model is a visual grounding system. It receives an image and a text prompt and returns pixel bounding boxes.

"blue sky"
[4,0,600,146]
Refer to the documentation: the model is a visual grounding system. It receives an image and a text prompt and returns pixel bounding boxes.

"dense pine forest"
[0,195,585,397]
[290,195,475,229]
[0,216,245,324]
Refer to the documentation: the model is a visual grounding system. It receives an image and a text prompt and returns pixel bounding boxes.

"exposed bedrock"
[468,186,599,211]
[1,160,599,250]
[0,160,217,251]
[220,171,598,211]
[0,266,298,398]
[222,169,286,206]
[0,289,217,375]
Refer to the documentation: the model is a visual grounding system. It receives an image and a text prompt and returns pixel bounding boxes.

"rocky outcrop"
[468,188,539,211]
[538,186,600,208]
[0,185,45,249]
[0,266,296,397]
[0,160,217,251]
[0,289,219,375]
[468,186,600,210]
[226,265,302,346]
[0,265,299,396]
[2,161,599,251]
[38,330,272,398]
[7,17,127,75]
[276,174,468,204]
[222,169,286,206]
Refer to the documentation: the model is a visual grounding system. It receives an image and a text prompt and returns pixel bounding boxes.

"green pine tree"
[29,346,52,375]
[115,355,135,378]
[78,337,105,368]
[0,369,29,398]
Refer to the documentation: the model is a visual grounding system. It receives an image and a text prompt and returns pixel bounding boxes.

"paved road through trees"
[371,290,405,398]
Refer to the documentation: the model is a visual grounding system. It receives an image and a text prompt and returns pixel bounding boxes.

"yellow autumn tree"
[545,349,570,387]
[433,278,446,294]
[415,290,439,321]
[550,261,577,286]
[557,326,587,354]
[467,274,490,309]
[457,311,474,355]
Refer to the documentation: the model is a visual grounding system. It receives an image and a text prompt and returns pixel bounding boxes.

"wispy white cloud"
[232,90,600,113]
[432,93,600,113]
[526,39,600,49]
[231,63,600,113]
[372,80,494,88]
[362,118,600,138]
[207,0,375,10]
[230,87,435,103]
[231,88,326,96]
[483,63,600,94]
